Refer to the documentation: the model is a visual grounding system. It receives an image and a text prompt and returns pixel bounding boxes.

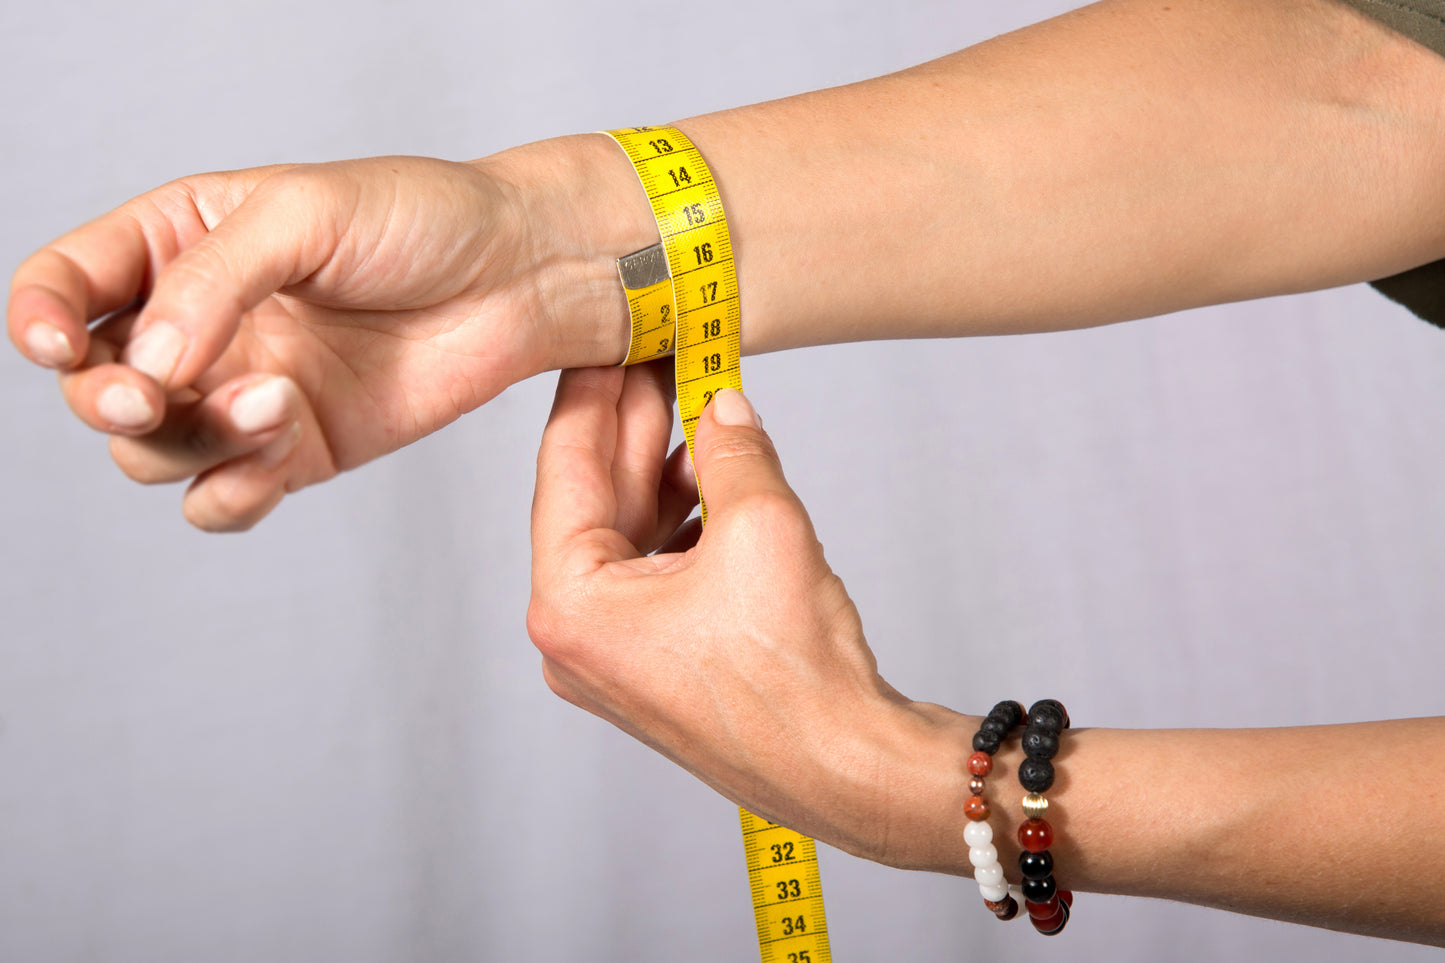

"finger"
[7,170,274,371]
[56,316,168,435]
[691,389,806,534]
[532,367,635,568]
[122,167,339,389]
[640,441,699,555]
[8,213,152,370]
[107,375,306,485]
[655,516,703,556]
[611,360,677,550]
[180,423,304,532]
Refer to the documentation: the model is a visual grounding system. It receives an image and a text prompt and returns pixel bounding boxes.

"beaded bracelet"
[1017,699,1073,935]
[964,700,1025,921]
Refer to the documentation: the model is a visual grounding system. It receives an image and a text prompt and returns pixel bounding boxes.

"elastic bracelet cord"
[964,700,1026,920]
[1017,699,1073,935]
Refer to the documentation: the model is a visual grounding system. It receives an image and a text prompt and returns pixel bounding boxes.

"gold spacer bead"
[1021,793,1050,820]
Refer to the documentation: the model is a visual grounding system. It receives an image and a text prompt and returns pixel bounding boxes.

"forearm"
[882,708,1445,944]
[487,0,1445,365]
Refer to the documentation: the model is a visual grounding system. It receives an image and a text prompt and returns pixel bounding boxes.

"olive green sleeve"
[1330,0,1445,327]
[1331,0,1445,58]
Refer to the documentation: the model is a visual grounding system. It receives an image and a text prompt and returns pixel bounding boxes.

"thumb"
[122,168,333,389]
[692,388,803,526]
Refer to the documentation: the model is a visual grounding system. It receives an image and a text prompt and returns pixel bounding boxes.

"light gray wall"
[3,2,1442,961]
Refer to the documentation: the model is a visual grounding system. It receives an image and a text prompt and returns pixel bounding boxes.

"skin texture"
[529,367,1445,947]
[9,0,1444,529]
[8,0,1445,944]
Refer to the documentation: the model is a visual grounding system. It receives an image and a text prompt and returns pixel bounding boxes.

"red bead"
[1031,905,1066,930]
[1033,901,1070,935]
[1018,818,1054,853]
[964,795,990,821]
[967,751,993,777]
[1059,889,1074,908]
[1024,895,1059,919]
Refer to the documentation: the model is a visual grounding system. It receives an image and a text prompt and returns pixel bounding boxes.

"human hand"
[527,365,976,869]
[7,137,652,529]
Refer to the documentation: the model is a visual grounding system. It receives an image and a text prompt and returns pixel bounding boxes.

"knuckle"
[701,431,772,467]
[526,597,570,662]
[252,165,344,220]
[734,488,805,530]
[152,249,248,325]
[169,242,238,294]
[527,576,615,668]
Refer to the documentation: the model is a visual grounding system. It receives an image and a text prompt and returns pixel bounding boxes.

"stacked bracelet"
[1017,699,1073,935]
[964,700,1026,921]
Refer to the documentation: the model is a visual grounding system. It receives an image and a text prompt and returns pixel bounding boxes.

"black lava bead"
[1018,756,1055,793]
[1022,728,1060,760]
[1027,703,1066,732]
[972,729,1002,754]
[988,700,1025,729]
[979,715,1012,737]
[1031,699,1070,729]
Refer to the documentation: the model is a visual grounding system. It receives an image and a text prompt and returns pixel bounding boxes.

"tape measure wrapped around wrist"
[602,125,833,963]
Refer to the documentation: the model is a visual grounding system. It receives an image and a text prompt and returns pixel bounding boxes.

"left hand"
[527,364,973,868]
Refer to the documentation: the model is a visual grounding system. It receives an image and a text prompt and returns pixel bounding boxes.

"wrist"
[872,702,1091,896]
[862,703,1004,874]
[471,133,658,372]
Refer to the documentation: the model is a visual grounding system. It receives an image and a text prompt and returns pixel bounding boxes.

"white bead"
[974,862,1005,887]
[968,844,998,869]
[978,880,1010,902]
[963,820,993,848]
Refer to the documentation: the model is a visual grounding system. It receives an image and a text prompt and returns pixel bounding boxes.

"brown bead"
[968,776,986,795]
[964,795,990,821]
[985,896,1019,921]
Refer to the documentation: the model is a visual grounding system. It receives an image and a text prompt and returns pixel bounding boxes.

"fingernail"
[256,422,301,468]
[96,383,155,429]
[230,377,297,435]
[124,322,186,386]
[25,322,75,367]
[710,388,761,429]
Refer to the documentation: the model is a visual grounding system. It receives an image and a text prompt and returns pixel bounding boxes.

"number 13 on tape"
[604,126,833,962]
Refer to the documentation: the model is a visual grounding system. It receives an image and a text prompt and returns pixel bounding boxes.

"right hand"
[7,137,650,530]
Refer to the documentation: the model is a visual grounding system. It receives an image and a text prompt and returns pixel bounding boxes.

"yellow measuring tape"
[604,126,833,963]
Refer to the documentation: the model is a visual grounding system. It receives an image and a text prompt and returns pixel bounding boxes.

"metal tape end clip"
[617,242,670,290]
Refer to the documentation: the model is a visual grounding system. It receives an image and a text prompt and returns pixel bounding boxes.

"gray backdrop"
[3,1,1442,961]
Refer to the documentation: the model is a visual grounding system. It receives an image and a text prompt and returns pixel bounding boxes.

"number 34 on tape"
[741,810,833,962]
